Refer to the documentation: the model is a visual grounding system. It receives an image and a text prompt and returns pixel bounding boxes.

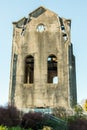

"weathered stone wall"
[9,7,77,111]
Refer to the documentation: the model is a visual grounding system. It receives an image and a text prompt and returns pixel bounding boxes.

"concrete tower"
[9,7,77,111]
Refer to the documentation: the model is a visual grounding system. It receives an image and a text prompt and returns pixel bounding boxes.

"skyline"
[0,0,87,106]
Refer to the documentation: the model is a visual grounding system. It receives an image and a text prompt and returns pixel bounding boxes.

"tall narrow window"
[24,55,34,83]
[47,55,58,84]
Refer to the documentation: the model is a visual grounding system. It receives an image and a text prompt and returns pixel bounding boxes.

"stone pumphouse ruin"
[9,6,77,112]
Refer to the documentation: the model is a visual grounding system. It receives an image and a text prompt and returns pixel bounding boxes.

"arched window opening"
[24,55,34,84]
[47,55,58,84]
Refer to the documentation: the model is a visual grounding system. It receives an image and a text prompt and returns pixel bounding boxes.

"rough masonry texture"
[9,6,77,111]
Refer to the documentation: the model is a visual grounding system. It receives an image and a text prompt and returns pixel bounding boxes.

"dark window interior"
[47,55,58,83]
[24,55,34,83]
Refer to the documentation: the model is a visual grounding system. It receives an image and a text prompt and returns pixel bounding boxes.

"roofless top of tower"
[13,6,71,31]
[29,6,46,18]
[13,6,59,24]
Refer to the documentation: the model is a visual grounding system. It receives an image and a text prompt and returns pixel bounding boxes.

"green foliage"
[1,104,87,130]
[43,126,52,130]
[0,125,7,130]
[74,104,83,116]
[0,126,33,130]
[7,126,25,130]
[83,99,87,111]
[8,126,21,130]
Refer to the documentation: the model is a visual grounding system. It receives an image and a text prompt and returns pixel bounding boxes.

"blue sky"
[0,0,87,106]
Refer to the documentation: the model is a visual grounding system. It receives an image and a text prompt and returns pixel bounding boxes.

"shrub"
[21,112,46,130]
[0,105,20,127]
[43,126,52,130]
[68,117,87,130]
[74,104,83,117]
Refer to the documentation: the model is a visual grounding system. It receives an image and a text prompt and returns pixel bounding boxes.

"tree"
[74,104,83,117]
[83,99,87,111]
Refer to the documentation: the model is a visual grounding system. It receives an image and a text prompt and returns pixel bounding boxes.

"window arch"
[37,23,45,32]
[47,54,58,84]
[24,55,34,84]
